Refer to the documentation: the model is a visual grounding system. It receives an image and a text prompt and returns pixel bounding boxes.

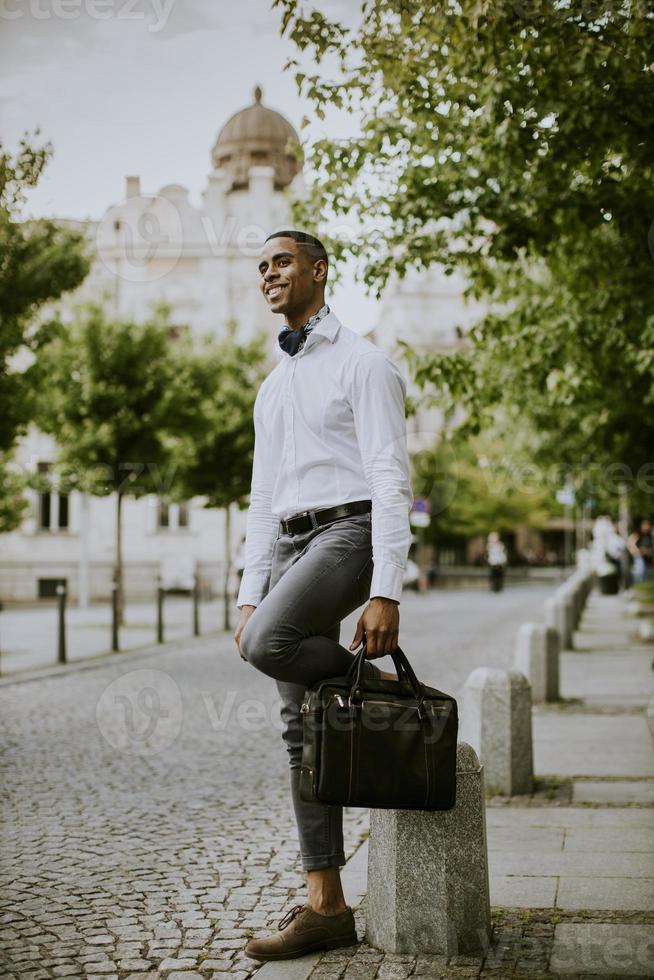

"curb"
[255,836,369,980]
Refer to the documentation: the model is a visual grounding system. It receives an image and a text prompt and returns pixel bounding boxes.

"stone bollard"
[545,594,574,650]
[366,743,491,956]
[460,668,534,795]
[563,587,580,630]
[560,578,583,627]
[514,622,560,702]
[647,696,654,740]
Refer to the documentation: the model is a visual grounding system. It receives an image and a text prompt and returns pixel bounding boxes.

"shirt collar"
[275,308,341,360]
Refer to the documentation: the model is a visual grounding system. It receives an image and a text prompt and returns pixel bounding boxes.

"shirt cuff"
[236,569,271,610]
[370,561,405,604]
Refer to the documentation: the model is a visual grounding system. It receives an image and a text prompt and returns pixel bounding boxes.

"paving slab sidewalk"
[289,590,654,980]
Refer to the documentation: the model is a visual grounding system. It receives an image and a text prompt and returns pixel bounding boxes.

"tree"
[412,425,554,547]
[275,0,654,509]
[35,302,189,622]
[0,455,29,534]
[0,133,90,528]
[173,321,270,630]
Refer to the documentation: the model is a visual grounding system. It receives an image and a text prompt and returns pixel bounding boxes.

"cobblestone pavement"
[0,585,552,979]
[307,903,654,979]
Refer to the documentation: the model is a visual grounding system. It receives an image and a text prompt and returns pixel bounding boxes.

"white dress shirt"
[236,310,414,609]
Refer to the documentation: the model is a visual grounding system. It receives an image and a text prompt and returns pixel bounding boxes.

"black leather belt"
[279,499,372,536]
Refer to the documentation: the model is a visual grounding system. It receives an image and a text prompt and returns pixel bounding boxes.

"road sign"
[410,512,431,528]
[411,495,431,514]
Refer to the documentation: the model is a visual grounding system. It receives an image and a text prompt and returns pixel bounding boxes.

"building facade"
[2,87,490,605]
[2,88,306,604]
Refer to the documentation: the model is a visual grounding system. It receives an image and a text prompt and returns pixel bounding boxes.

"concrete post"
[514,622,560,702]
[545,595,574,650]
[461,668,534,796]
[366,743,491,956]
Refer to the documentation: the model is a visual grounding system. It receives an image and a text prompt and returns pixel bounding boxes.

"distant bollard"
[111,584,120,652]
[545,595,573,650]
[56,583,67,664]
[157,582,164,644]
[193,574,200,637]
[461,668,534,796]
[514,623,560,702]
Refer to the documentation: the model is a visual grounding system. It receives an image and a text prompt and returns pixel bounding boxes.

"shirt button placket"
[286,360,299,510]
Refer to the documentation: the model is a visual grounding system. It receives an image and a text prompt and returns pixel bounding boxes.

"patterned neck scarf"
[278,304,330,357]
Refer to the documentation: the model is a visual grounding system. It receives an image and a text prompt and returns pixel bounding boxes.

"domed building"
[0,89,306,612]
[211,85,302,191]
[67,85,305,358]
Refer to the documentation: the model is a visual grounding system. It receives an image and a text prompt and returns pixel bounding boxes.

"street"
[0,584,552,978]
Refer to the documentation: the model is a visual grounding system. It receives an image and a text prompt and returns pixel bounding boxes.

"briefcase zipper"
[327,694,449,714]
[358,698,449,713]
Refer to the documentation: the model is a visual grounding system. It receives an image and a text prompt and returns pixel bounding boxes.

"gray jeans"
[239,510,381,871]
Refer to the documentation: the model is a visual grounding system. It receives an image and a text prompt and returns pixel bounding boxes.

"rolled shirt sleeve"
[350,351,414,603]
[236,393,280,609]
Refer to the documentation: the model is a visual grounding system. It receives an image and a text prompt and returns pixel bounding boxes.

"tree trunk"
[115,490,124,626]
[223,503,232,632]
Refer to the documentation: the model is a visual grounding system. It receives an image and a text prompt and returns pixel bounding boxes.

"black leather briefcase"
[299,643,458,810]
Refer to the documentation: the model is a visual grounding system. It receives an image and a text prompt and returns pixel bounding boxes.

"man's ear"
[313,259,328,284]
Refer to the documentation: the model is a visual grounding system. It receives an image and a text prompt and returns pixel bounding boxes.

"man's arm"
[347,350,414,658]
[235,394,279,611]
[350,350,414,603]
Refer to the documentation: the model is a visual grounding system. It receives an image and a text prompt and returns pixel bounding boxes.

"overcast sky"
[0,0,378,328]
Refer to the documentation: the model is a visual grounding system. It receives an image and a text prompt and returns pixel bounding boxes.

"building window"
[157,499,190,531]
[58,494,69,529]
[158,499,170,528]
[37,462,69,531]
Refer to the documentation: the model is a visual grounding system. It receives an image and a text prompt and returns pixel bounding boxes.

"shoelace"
[278,903,306,931]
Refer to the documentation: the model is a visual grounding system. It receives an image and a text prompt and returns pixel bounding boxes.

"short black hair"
[264,229,328,266]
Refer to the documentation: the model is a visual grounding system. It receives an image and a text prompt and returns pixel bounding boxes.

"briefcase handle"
[346,640,427,714]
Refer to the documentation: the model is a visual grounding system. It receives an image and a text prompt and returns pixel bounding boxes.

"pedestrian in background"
[486,531,508,592]
[628,517,653,583]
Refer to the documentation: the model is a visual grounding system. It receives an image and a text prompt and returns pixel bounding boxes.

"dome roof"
[211,86,302,191]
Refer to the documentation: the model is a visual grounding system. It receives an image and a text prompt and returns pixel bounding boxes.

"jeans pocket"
[355,554,374,605]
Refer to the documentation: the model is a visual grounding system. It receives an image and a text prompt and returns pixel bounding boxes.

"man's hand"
[234,605,256,660]
[349,596,399,659]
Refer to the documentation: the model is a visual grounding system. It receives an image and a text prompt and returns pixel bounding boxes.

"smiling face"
[258,236,327,327]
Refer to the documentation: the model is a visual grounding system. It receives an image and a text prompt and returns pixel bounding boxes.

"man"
[233,229,413,961]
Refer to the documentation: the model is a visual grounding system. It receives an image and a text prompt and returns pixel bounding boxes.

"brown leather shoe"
[244,902,358,961]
